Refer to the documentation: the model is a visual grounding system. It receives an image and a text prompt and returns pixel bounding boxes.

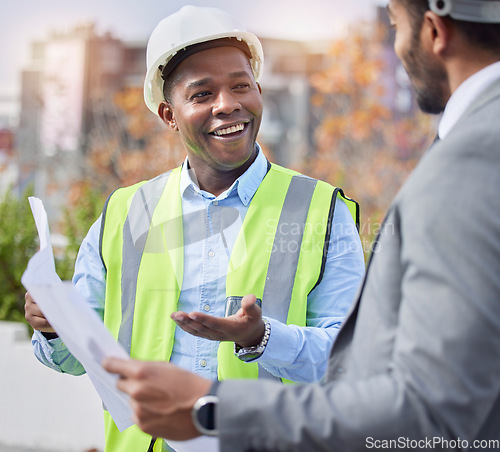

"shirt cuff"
[253,318,298,369]
[32,330,60,369]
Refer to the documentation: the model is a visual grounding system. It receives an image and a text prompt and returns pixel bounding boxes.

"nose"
[212,90,241,116]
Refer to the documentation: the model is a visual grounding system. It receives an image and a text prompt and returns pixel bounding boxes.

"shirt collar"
[179,143,268,206]
[439,61,500,139]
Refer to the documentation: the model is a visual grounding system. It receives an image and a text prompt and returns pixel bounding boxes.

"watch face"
[238,350,262,362]
[192,395,218,436]
[197,401,216,431]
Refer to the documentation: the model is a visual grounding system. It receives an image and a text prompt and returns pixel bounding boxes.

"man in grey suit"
[103,0,500,450]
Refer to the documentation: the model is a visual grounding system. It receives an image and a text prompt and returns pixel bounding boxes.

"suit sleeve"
[215,138,500,451]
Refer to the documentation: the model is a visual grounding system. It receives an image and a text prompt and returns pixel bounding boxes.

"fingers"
[172,310,224,332]
[241,294,262,320]
[105,358,209,441]
[170,296,262,343]
[171,311,229,340]
[103,358,157,406]
[25,293,43,316]
[102,357,139,378]
[24,292,55,332]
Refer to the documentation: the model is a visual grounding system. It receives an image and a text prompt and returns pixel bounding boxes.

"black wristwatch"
[192,382,219,436]
[192,395,218,436]
[41,331,59,340]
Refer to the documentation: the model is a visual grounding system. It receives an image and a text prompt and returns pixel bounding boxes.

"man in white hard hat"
[102,0,500,450]
[25,5,365,452]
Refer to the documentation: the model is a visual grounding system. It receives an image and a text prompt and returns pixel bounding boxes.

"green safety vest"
[99,162,358,452]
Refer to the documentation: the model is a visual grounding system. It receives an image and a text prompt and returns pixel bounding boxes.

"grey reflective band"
[261,175,317,323]
[259,175,318,381]
[429,0,500,23]
[118,171,171,353]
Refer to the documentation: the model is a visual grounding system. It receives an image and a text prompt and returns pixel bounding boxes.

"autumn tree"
[84,86,185,195]
[55,182,107,280]
[300,24,436,254]
[52,86,186,275]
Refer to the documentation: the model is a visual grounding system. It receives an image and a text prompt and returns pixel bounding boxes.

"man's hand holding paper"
[21,197,133,432]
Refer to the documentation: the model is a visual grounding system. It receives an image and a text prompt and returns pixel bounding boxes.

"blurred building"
[16,23,145,218]
[16,23,332,217]
[259,38,330,168]
[0,128,17,194]
[15,10,416,218]
[0,87,18,196]
[0,89,18,129]
[376,6,418,118]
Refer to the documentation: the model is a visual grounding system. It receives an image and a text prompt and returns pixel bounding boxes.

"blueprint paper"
[22,198,222,448]
[21,197,133,431]
[167,437,220,452]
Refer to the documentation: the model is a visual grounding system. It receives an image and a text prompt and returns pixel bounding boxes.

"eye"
[233,83,250,91]
[191,91,211,101]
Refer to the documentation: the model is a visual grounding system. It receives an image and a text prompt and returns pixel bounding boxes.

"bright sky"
[0,0,385,95]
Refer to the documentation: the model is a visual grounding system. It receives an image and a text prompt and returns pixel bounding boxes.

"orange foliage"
[298,26,436,255]
[85,87,185,195]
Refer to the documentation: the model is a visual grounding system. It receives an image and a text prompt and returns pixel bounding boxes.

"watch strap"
[234,318,271,362]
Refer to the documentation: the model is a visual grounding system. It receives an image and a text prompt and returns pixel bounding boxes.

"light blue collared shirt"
[32,146,365,382]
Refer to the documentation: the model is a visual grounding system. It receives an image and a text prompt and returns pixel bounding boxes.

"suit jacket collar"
[451,76,500,135]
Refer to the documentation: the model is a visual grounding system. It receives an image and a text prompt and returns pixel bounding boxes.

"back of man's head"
[397,0,500,56]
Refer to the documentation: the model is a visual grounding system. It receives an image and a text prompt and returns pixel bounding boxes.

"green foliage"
[0,183,105,325]
[0,186,38,323]
[55,182,106,281]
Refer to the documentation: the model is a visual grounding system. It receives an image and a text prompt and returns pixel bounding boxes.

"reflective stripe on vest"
[118,170,173,353]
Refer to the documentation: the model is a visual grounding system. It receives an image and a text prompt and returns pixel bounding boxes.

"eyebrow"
[186,71,252,89]
[187,78,211,89]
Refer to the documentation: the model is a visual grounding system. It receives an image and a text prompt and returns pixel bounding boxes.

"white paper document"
[22,197,220,451]
[21,197,133,432]
[167,437,219,452]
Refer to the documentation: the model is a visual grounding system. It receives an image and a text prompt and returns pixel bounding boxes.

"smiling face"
[388,0,450,114]
[160,46,263,176]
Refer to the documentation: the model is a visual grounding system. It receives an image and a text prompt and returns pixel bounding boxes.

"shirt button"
[208,250,215,258]
[203,304,210,312]
[213,200,219,206]
[200,359,207,367]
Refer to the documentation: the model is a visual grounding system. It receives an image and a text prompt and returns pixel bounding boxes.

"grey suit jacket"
[216,77,500,451]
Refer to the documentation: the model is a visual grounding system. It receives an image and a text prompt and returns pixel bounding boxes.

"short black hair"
[396,0,500,55]
[162,70,182,104]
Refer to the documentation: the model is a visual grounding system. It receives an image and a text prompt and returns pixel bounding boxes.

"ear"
[422,11,451,56]
[158,101,179,131]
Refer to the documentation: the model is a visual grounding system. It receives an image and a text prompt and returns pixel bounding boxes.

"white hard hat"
[429,0,500,23]
[144,5,264,115]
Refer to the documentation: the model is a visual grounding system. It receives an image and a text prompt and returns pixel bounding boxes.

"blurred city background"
[0,1,437,450]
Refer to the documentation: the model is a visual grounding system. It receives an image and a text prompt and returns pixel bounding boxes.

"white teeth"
[213,123,244,136]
